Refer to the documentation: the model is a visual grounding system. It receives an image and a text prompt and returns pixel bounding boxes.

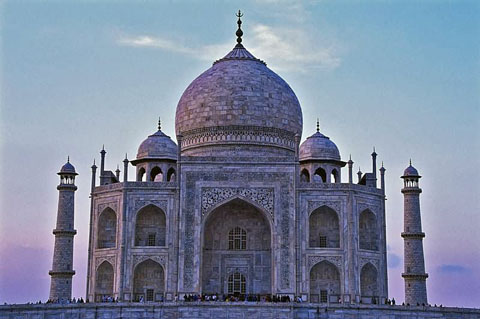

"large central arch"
[201,197,272,295]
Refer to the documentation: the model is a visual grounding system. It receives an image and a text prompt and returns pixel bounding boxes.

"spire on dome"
[158,117,162,131]
[316,118,320,132]
[236,10,244,46]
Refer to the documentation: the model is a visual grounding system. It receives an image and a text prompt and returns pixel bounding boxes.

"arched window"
[95,261,114,302]
[300,169,310,182]
[360,263,378,303]
[150,166,163,182]
[359,210,378,251]
[133,259,164,302]
[228,227,247,250]
[97,208,117,249]
[135,205,166,247]
[137,167,146,182]
[310,261,341,303]
[313,167,326,183]
[309,206,340,248]
[331,169,339,183]
[167,168,176,182]
[228,272,246,295]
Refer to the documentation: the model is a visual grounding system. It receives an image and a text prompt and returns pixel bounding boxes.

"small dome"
[136,129,177,161]
[299,131,341,162]
[59,159,77,175]
[403,164,420,177]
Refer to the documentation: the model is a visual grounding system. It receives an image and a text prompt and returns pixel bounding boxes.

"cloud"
[248,24,341,72]
[117,35,190,54]
[437,264,470,274]
[117,24,340,73]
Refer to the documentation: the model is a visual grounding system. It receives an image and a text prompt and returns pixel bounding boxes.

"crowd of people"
[3,295,445,308]
[182,294,298,303]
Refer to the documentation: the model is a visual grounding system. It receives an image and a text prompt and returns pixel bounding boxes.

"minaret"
[100,146,106,185]
[348,155,353,184]
[49,158,78,301]
[401,161,428,305]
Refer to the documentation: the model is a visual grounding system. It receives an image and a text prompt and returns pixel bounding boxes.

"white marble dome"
[175,44,303,156]
[136,129,177,161]
[299,131,341,162]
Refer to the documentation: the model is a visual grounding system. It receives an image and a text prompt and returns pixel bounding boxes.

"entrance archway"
[310,260,341,303]
[133,259,165,302]
[202,198,272,295]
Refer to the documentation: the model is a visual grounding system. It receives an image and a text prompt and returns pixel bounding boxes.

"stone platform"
[1,302,479,319]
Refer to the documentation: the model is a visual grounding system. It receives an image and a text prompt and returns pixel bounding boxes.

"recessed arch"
[360,263,378,303]
[150,166,163,182]
[97,208,117,249]
[309,206,340,248]
[359,209,378,251]
[314,167,327,183]
[95,261,114,302]
[135,204,166,247]
[202,197,271,295]
[310,260,341,303]
[133,259,165,302]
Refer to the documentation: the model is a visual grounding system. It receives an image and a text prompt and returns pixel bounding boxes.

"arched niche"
[313,167,327,183]
[359,209,378,251]
[202,198,271,295]
[135,205,166,247]
[310,261,341,303]
[360,263,378,303]
[97,208,117,249]
[133,259,165,302]
[309,206,340,248]
[95,261,114,302]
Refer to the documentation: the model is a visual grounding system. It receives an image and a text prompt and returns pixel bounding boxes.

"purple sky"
[0,1,479,308]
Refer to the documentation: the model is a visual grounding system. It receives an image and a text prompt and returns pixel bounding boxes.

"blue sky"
[0,0,479,307]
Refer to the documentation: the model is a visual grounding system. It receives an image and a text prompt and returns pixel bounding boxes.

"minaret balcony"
[401,273,428,279]
[52,229,77,236]
[49,270,76,276]
[401,232,425,238]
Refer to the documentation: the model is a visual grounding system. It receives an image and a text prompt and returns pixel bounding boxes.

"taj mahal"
[3,11,478,319]
[50,12,426,306]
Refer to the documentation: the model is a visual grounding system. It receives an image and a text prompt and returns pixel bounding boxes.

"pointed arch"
[133,259,165,302]
[300,169,310,182]
[360,263,378,302]
[331,168,339,183]
[135,204,166,247]
[314,167,327,183]
[202,197,271,295]
[359,209,378,251]
[167,167,176,182]
[309,205,340,248]
[97,208,117,249]
[310,260,341,303]
[150,166,163,182]
[95,261,114,302]
[137,167,146,182]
